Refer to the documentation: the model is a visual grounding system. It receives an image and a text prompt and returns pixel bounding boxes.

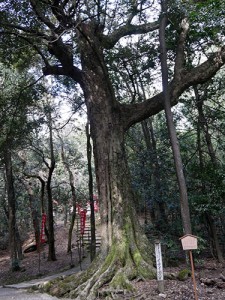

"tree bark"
[66,192,76,254]
[86,122,96,261]
[24,180,40,252]
[59,136,77,254]
[46,111,56,261]
[159,0,192,235]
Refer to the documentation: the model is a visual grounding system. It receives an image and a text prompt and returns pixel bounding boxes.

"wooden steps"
[75,217,101,251]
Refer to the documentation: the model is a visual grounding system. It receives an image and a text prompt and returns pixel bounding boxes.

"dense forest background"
[0,0,225,298]
[1,38,225,262]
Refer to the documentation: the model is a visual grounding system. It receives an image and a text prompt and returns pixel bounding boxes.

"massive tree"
[1,0,225,298]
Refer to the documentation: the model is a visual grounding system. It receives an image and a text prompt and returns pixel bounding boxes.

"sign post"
[155,240,164,293]
[179,234,198,300]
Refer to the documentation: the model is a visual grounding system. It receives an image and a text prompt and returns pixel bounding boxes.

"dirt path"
[1,223,225,299]
[0,223,85,286]
[0,287,61,300]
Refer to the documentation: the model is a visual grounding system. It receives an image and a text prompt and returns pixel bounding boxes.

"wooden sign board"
[179,234,198,250]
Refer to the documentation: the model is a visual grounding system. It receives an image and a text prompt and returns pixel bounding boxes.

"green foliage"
[0,64,41,152]
[195,236,207,255]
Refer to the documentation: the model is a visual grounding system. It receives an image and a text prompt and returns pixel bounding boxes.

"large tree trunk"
[62,109,155,299]
[49,24,155,300]
[51,97,155,298]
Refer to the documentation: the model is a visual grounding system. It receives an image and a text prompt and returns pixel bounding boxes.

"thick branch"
[42,65,83,85]
[182,48,225,85]
[102,21,159,49]
[122,46,225,130]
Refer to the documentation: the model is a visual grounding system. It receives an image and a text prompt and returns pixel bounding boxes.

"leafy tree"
[1,0,225,296]
[58,130,86,254]
[0,63,40,270]
[21,95,63,261]
[182,74,225,261]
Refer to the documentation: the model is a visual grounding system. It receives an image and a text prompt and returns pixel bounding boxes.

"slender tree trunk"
[24,181,40,251]
[64,204,68,227]
[67,194,76,254]
[195,86,224,262]
[59,137,77,253]
[86,122,96,261]
[141,118,168,228]
[205,212,223,262]
[4,146,20,271]
[39,177,46,214]
[194,86,218,165]
[39,177,49,242]
[3,196,23,260]
[140,120,155,225]
[47,112,56,261]
[159,0,192,234]
[19,151,47,245]
[138,78,167,226]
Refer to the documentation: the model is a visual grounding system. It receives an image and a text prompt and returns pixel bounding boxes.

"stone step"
[75,217,101,250]
[78,236,101,245]
[76,228,101,247]
[76,238,101,249]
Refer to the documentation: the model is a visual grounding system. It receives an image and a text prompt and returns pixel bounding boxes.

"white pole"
[155,240,164,293]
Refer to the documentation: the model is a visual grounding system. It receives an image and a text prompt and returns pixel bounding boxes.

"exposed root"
[47,240,155,300]
[46,212,156,299]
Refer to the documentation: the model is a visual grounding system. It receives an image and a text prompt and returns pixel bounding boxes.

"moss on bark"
[48,230,155,299]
